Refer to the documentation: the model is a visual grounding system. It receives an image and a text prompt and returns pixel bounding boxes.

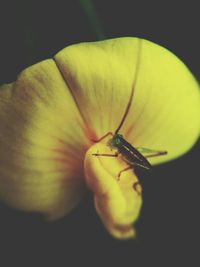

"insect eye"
[115,138,121,145]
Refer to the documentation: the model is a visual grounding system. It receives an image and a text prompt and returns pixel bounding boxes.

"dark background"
[0,1,199,266]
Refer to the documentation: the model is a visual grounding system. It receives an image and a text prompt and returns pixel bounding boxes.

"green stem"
[79,0,106,40]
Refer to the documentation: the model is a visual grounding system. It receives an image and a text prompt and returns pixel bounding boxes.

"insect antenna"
[115,39,142,134]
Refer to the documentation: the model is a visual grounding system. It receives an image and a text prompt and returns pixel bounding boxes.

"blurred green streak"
[79,0,106,40]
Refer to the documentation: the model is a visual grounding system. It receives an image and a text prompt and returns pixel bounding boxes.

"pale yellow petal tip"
[105,223,136,239]
[84,142,142,239]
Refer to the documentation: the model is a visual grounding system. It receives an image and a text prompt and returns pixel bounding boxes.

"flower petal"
[0,59,89,219]
[124,39,200,165]
[54,37,141,140]
[55,37,200,164]
[84,143,142,239]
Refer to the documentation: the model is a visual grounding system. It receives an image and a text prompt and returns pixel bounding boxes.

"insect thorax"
[108,134,124,148]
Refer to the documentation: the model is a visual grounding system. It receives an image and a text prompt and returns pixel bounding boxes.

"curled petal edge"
[84,143,142,239]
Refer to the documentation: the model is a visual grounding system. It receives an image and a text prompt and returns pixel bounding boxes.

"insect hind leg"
[145,151,167,158]
[136,147,167,158]
[117,165,133,180]
[117,165,142,195]
[133,181,142,195]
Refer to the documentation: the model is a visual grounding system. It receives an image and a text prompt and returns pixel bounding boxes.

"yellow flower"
[0,37,199,239]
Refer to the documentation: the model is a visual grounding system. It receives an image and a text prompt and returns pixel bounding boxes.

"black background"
[0,1,199,266]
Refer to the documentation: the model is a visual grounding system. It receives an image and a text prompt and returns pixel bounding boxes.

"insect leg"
[117,165,133,180]
[92,152,119,157]
[145,151,167,158]
[136,147,167,158]
[91,132,113,142]
[133,181,142,195]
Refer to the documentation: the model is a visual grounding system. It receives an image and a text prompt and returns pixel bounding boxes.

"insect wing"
[118,136,152,170]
